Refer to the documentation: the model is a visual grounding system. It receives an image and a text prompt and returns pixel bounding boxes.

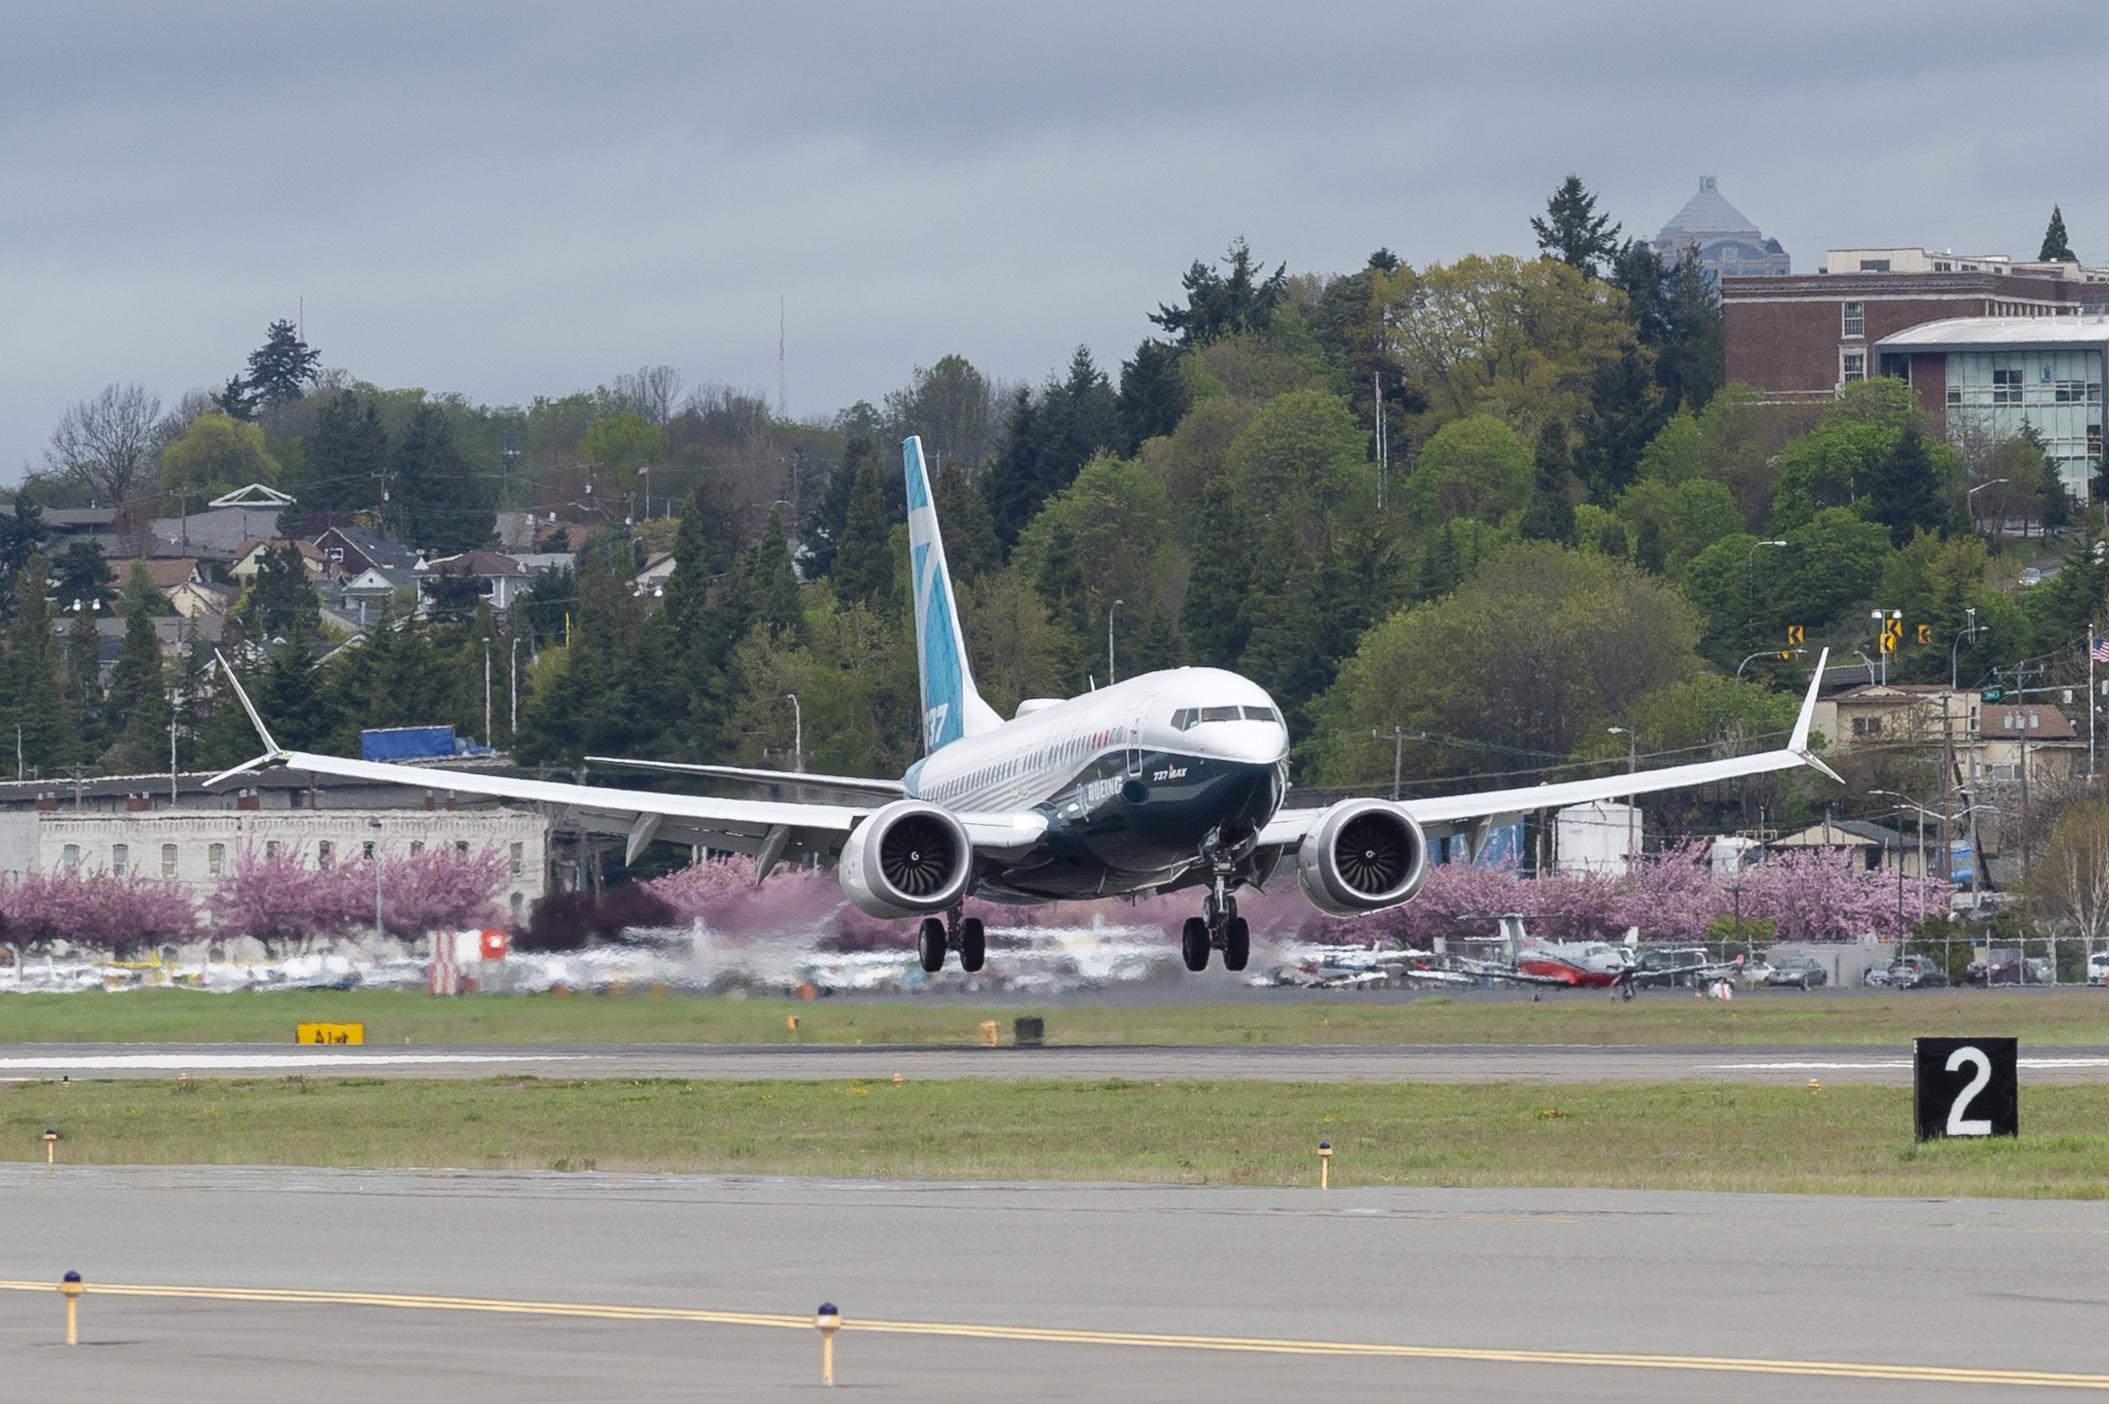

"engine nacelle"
[838,800,975,919]
[1295,799,1430,917]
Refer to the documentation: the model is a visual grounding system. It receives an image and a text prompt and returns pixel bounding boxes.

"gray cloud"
[5,1,2105,482]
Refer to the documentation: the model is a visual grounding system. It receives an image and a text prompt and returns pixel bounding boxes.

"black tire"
[1223,916,1250,972]
[1181,916,1210,972]
[918,917,946,974]
[959,917,986,973]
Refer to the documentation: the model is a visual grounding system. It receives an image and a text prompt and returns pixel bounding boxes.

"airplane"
[208,435,1841,977]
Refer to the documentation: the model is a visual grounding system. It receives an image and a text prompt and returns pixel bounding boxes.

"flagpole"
[2091,632,2097,778]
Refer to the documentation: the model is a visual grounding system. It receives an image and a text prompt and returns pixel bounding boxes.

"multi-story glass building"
[1874,317,2108,497]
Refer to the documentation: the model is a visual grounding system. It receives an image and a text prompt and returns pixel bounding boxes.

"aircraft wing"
[1257,649,1840,850]
[204,659,1042,871]
[583,755,907,798]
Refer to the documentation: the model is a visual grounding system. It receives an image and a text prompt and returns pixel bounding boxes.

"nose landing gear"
[917,906,987,974]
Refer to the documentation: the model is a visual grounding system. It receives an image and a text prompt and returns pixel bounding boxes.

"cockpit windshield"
[1171,705,1283,730]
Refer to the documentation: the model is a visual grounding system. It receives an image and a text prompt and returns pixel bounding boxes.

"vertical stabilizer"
[903,436,1003,753]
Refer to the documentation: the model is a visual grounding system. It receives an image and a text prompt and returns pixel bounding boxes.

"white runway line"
[1710,1057,2109,1071]
[0,1053,581,1071]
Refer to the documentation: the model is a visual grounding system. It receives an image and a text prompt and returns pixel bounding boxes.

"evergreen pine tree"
[981,349,1120,544]
[1863,423,1946,547]
[933,460,1000,580]
[63,602,100,760]
[1573,346,1667,501]
[212,375,256,422]
[833,458,894,606]
[727,509,805,644]
[1531,175,1622,278]
[1147,238,1289,346]
[1519,419,1578,544]
[244,319,321,410]
[103,566,164,733]
[290,391,388,516]
[1115,338,1188,453]
[801,435,870,579]
[390,402,494,554]
[2040,205,2076,262]
[258,630,332,750]
[1179,476,1248,668]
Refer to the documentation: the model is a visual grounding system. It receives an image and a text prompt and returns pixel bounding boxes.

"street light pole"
[1106,599,1124,687]
[510,637,522,741]
[1607,725,1638,864]
[368,819,384,941]
[784,693,803,773]
[1745,538,1787,651]
[1951,607,1981,691]
[1737,647,1804,681]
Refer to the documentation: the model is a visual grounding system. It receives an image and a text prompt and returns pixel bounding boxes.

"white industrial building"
[0,808,549,926]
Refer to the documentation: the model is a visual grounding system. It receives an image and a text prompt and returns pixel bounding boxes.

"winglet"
[1789,648,1844,784]
[202,650,286,789]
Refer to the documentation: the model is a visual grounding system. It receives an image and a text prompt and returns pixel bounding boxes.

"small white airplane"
[210,436,1840,976]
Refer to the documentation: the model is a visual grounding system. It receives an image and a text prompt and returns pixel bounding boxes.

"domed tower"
[1654,176,1790,282]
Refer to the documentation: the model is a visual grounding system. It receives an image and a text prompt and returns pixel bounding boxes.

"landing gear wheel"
[1223,917,1251,973]
[918,917,947,973]
[1181,917,1211,972]
[958,917,986,973]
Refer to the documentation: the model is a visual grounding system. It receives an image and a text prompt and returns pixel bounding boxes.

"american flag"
[2091,635,2109,665]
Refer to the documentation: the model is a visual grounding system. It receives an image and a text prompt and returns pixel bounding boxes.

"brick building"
[1722,267,2105,403]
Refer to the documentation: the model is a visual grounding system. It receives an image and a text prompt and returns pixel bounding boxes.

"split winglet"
[202,651,286,789]
[1789,648,1843,784]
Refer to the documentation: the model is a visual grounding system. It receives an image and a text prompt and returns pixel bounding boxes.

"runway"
[5,1166,2107,1400]
[10,1040,2109,1084]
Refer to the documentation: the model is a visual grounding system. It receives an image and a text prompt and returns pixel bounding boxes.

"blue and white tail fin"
[903,436,1002,754]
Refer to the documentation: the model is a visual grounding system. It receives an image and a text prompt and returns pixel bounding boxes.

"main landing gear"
[917,906,986,975]
[1181,875,1250,974]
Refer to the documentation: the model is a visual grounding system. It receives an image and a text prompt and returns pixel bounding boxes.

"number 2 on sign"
[1946,1045,1993,1135]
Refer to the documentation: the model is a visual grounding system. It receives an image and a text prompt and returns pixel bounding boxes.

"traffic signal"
[1786,625,1805,646]
[1916,623,1933,645]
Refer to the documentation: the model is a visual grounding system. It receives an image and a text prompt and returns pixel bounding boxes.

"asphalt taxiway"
[9,1041,2109,1084]
[5,1166,2107,1400]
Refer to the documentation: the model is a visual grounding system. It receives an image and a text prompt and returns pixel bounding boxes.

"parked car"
[1886,955,1949,989]
[1766,955,1829,989]
[2088,951,2109,987]
[1967,949,2053,985]
[2020,566,2044,587]
[1862,963,1894,988]
[1638,946,1714,987]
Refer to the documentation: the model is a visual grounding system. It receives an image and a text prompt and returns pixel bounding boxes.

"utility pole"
[1372,726,1408,802]
[1106,599,1124,686]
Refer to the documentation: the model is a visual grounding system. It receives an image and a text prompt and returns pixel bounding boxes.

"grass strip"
[7,988,2109,1047]
[8,1074,2109,1199]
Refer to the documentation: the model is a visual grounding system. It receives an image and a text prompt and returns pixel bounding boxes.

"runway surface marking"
[0,1053,580,1070]
[4,1281,2105,1391]
[1711,1057,2109,1070]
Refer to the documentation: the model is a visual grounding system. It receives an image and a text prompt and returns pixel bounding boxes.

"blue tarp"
[361,725,457,762]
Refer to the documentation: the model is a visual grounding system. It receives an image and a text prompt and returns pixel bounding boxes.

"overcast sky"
[6,2,2106,485]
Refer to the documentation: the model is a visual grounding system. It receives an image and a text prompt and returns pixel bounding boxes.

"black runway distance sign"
[1913,1037,2017,1141]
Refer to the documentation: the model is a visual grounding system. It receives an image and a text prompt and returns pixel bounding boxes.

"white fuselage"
[902,667,1290,815]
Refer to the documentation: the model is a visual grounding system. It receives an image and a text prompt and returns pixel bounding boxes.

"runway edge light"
[1317,1141,1333,1191]
[815,1301,842,1386]
[42,1128,57,1167]
[59,1271,82,1346]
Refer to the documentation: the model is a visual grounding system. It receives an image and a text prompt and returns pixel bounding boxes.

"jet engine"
[1295,799,1430,917]
[838,800,975,919]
